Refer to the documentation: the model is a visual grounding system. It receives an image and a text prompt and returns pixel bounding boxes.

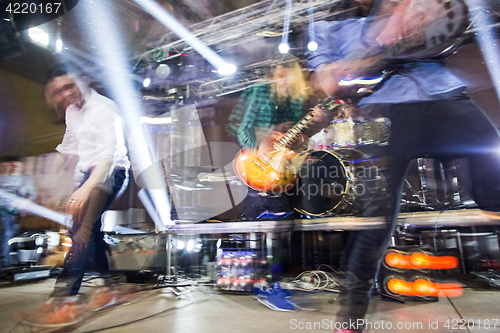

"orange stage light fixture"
[387,277,462,297]
[385,252,413,270]
[387,278,415,296]
[385,250,458,270]
[410,252,458,270]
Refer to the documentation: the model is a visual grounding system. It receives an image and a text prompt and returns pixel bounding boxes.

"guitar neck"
[272,112,315,150]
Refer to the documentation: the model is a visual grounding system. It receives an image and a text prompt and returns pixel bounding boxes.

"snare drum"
[331,119,356,148]
[288,149,385,216]
[354,117,390,146]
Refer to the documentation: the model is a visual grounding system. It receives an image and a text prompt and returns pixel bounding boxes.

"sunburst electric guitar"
[233,112,317,193]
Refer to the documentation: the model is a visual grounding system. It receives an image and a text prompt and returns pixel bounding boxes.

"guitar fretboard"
[272,112,315,150]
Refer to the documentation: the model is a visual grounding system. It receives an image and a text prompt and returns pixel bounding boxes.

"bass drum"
[288,149,386,216]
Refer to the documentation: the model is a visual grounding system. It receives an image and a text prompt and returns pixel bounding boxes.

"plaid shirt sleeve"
[225,87,253,141]
[226,85,273,148]
[226,84,303,148]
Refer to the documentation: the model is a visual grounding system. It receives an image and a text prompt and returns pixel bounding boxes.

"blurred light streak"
[132,0,235,74]
[74,0,172,228]
[467,0,500,103]
[282,0,292,46]
[307,0,316,51]
[0,189,71,228]
[339,77,383,86]
[138,189,163,230]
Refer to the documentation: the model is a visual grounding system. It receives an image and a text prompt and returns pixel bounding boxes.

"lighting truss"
[134,0,341,66]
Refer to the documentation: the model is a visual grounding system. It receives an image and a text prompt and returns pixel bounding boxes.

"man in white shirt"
[28,64,130,325]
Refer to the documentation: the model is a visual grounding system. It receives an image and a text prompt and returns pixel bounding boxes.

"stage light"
[307,41,318,52]
[143,77,151,87]
[280,0,292,54]
[410,252,458,270]
[155,64,171,79]
[386,277,462,297]
[194,243,203,253]
[55,39,63,53]
[218,63,237,75]
[133,0,234,75]
[28,27,49,47]
[385,251,413,270]
[307,0,316,52]
[187,239,194,252]
[217,239,222,248]
[339,77,383,86]
[279,43,289,54]
[74,0,173,228]
[385,250,458,270]
[176,240,185,250]
[387,277,414,296]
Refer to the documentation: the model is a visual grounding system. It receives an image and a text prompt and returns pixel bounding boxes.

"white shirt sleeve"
[95,106,121,164]
[56,126,78,156]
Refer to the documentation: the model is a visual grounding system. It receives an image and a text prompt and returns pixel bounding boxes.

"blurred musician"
[227,55,307,149]
[25,63,130,325]
[308,0,500,332]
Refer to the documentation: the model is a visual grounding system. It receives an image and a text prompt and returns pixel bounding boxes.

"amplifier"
[105,233,166,272]
[0,265,52,282]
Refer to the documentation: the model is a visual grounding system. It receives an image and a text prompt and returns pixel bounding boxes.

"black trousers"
[336,96,500,327]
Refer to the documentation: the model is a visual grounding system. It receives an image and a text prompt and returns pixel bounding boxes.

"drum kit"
[286,112,471,217]
[288,114,392,217]
[231,101,472,219]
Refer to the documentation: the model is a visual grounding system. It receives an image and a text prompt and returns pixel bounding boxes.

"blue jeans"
[0,213,17,268]
[52,168,127,297]
[337,96,500,326]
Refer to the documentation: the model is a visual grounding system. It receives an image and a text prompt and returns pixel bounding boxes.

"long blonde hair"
[269,59,308,101]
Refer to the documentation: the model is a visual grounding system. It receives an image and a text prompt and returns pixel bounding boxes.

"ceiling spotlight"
[218,63,236,75]
[28,27,49,47]
[308,41,318,52]
[279,43,289,54]
[143,77,151,87]
[55,39,63,53]
[156,64,171,79]
[187,239,194,252]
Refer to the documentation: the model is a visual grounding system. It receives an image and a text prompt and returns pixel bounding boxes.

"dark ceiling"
[0,0,269,157]
[0,0,266,84]
[2,0,500,158]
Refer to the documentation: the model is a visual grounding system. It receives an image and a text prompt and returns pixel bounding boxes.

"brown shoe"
[87,289,117,311]
[23,297,85,326]
[42,303,85,326]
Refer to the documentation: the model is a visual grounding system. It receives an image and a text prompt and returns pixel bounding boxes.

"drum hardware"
[400,178,436,210]
[400,158,475,211]
[354,118,391,146]
[288,149,386,217]
[442,158,475,209]
[330,119,357,148]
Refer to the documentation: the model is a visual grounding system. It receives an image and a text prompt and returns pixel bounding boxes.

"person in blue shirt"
[0,156,37,269]
[308,1,500,332]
